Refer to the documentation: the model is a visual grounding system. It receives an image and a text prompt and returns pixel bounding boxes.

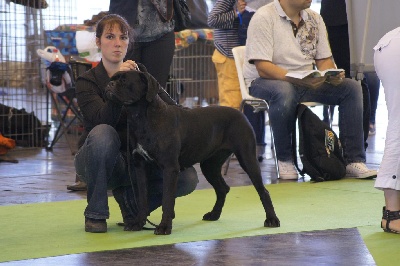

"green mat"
[0,179,396,264]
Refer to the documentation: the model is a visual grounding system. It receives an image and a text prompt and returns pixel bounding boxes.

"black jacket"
[76,61,178,150]
[109,0,173,26]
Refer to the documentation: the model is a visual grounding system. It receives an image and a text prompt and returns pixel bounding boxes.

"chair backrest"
[232,46,258,101]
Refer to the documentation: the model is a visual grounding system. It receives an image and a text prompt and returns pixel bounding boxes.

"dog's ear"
[141,72,161,102]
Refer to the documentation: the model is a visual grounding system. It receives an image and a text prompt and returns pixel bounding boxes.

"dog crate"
[167,30,219,108]
[0,0,80,148]
[0,1,109,149]
[1,1,219,149]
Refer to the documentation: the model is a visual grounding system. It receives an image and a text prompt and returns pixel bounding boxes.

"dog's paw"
[154,224,172,235]
[264,217,280,228]
[202,210,221,221]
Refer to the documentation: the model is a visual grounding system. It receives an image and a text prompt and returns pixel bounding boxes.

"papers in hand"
[285,69,344,79]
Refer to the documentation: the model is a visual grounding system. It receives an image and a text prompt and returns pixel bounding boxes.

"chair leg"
[47,92,80,155]
[223,155,232,176]
[268,120,280,179]
[223,103,246,175]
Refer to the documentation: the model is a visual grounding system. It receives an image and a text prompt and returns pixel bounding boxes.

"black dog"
[106,70,280,235]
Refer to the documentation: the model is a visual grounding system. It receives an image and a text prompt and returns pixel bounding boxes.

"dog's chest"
[127,114,159,153]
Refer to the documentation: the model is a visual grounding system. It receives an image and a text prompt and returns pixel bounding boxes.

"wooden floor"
[0,95,386,265]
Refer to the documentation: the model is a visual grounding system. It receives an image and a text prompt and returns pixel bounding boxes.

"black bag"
[173,0,191,32]
[186,0,209,29]
[292,104,346,182]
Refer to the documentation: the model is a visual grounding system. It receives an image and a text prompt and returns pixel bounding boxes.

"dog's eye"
[109,81,115,87]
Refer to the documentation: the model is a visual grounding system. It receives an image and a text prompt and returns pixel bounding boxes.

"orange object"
[0,133,16,155]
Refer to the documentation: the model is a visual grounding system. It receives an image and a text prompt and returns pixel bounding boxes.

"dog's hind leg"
[200,152,231,221]
[235,153,280,227]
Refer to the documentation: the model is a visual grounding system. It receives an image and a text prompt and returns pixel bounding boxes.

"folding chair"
[224,46,325,178]
[223,46,272,175]
[46,60,91,155]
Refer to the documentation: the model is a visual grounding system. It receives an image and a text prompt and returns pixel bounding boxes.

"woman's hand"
[119,60,139,72]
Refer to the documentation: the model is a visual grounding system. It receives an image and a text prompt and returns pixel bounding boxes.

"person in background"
[364,71,380,135]
[208,0,272,162]
[68,0,177,191]
[243,0,377,180]
[320,0,381,132]
[109,0,175,89]
[319,0,349,125]
[373,27,400,234]
[74,14,198,233]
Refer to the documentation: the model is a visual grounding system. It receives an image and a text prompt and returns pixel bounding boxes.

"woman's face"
[96,24,129,64]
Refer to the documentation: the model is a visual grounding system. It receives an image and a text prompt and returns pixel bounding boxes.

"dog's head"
[105,70,160,105]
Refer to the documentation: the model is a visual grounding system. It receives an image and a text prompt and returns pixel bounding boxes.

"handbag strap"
[151,0,174,21]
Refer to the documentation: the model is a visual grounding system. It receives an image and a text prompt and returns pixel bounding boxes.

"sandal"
[381,206,400,234]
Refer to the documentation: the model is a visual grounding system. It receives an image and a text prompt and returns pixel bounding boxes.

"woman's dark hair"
[95,14,134,43]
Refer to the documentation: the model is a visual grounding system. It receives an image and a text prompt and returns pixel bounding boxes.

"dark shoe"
[381,207,400,234]
[85,218,107,233]
[67,181,87,191]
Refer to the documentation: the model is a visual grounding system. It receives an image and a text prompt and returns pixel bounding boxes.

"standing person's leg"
[374,36,400,233]
[127,31,175,88]
[211,49,242,109]
[323,24,351,123]
[327,25,351,77]
[364,71,381,135]
[212,49,265,159]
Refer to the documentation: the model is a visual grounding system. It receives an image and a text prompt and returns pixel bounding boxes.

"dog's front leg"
[154,166,180,235]
[124,156,148,231]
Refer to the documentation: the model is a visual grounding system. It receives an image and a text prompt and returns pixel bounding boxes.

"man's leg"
[300,79,376,178]
[250,79,300,179]
[300,79,365,163]
[250,79,299,161]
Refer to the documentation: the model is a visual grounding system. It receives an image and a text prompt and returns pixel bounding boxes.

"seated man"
[242,0,377,180]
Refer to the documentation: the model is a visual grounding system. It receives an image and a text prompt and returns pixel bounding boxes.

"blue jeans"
[75,124,199,220]
[249,78,365,164]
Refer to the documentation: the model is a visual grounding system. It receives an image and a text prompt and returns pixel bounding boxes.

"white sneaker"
[278,160,298,180]
[346,163,377,179]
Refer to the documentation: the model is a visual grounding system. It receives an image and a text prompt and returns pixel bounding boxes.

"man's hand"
[286,76,327,89]
[326,71,345,86]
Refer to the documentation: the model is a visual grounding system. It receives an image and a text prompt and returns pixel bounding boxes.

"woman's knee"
[176,166,199,197]
[87,124,121,151]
